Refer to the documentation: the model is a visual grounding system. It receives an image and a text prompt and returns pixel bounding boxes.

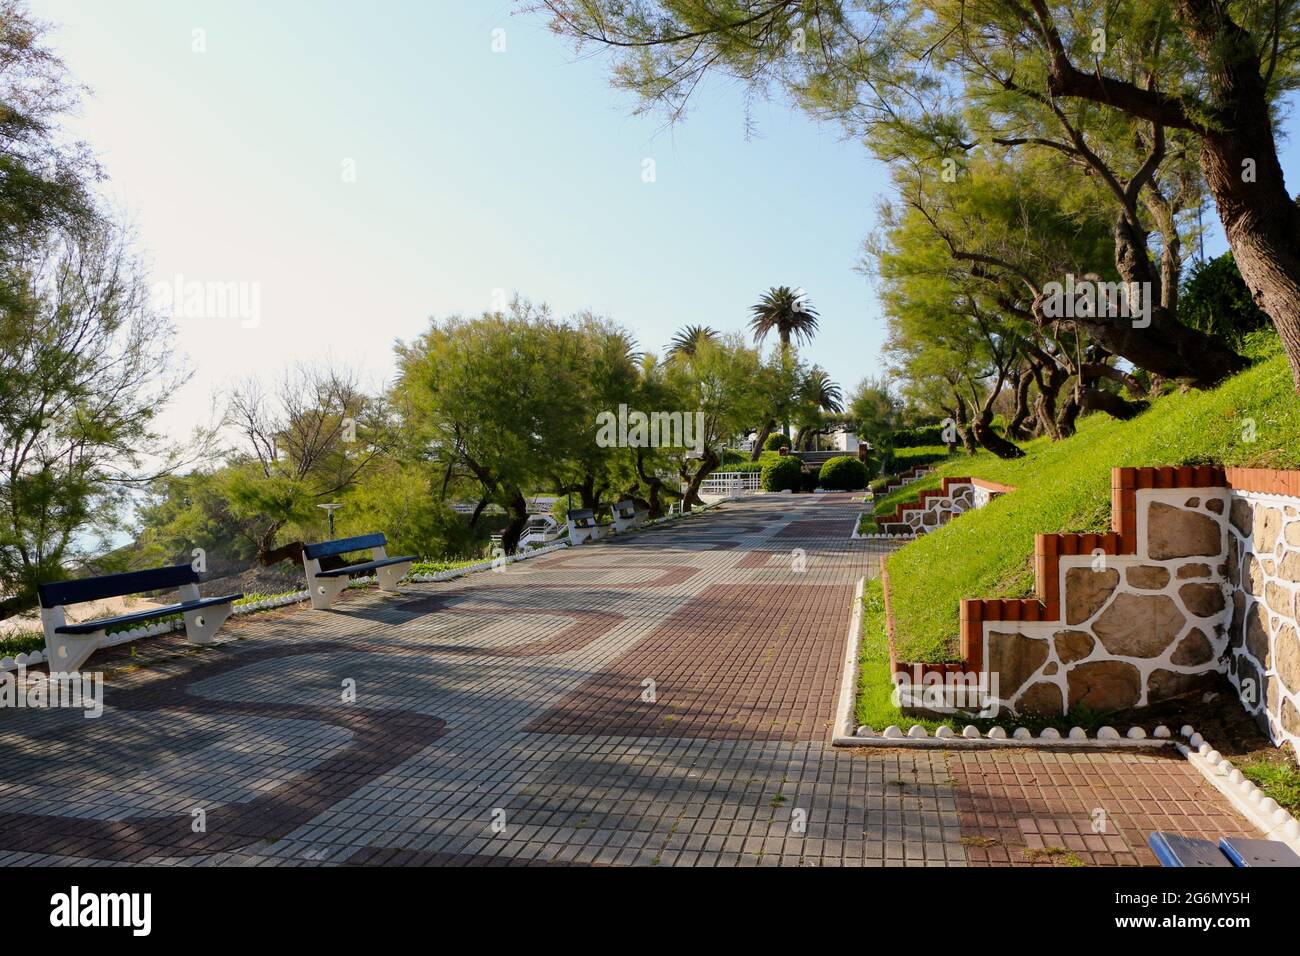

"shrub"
[892,424,947,447]
[761,456,803,492]
[763,432,792,452]
[819,455,868,490]
[799,468,820,492]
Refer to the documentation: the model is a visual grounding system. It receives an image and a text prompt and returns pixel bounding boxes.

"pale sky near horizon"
[26,0,1297,448]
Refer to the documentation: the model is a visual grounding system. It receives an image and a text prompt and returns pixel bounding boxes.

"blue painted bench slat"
[314,556,418,579]
[1147,832,1234,867]
[1218,836,1300,867]
[38,564,200,609]
[302,533,389,561]
[55,594,243,635]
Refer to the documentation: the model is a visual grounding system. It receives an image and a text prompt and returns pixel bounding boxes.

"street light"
[317,502,343,538]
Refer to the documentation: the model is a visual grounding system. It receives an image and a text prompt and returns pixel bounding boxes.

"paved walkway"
[0,495,1257,866]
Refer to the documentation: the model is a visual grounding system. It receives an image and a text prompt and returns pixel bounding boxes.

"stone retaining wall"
[1223,471,1300,755]
[878,477,1011,536]
[888,466,1300,756]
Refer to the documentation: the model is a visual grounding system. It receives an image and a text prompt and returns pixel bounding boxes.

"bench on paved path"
[302,532,416,610]
[610,498,645,533]
[1149,832,1300,867]
[38,565,243,673]
[567,508,616,545]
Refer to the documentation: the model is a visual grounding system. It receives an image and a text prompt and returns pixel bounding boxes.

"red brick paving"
[949,750,1258,866]
[526,582,852,740]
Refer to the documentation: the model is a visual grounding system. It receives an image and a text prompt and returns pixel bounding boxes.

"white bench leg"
[177,584,235,645]
[303,556,347,610]
[374,560,412,592]
[41,606,101,674]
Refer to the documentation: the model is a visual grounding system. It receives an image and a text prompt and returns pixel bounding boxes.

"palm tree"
[749,286,819,349]
[666,324,719,358]
[801,367,843,413]
[793,368,844,449]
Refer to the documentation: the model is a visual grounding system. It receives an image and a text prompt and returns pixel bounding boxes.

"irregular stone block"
[1147,668,1218,702]
[1126,565,1171,590]
[1179,582,1226,617]
[1267,581,1293,617]
[1254,505,1284,555]
[1230,497,1253,537]
[1147,502,1222,559]
[987,630,1049,696]
[1053,629,1094,665]
[1065,567,1119,624]
[1017,680,1064,715]
[1281,550,1300,583]
[1177,562,1212,580]
[1093,592,1186,657]
[1276,622,1300,695]
[1246,600,1272,667]
[1172,628,1215,666]
[1067,660,1141,712]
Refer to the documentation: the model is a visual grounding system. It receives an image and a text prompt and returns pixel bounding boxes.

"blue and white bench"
[1149,832,1299,867]
[38,565,243,673]
[611,498,645,533]
[301,532,416,610]
[566,508,598,545]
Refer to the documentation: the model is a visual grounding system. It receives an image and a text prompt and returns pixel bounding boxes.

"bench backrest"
[303,532,387,561]
[38,564,199,609]
[613,499,636,517]
[567,509,595,526]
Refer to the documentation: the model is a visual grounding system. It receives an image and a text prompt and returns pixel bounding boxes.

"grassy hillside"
[884,351,1300,665]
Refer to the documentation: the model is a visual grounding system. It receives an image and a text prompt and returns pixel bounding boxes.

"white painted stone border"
[828,575,1174,750]
[1176,726,1300,854]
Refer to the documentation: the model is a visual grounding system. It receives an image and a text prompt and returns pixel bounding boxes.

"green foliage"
[892,425,947,448]
[1240,760,1300,813]
[749,286,819,349]
[1179,252,1274,350]
[818,455,868,490]
[885,354,1300,664]
[760,455,803,492]
[763,431,791,451]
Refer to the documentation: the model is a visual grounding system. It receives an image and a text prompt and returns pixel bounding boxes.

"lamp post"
[317,502,343,538]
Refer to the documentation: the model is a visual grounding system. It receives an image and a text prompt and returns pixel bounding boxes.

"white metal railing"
[698,471,761,496]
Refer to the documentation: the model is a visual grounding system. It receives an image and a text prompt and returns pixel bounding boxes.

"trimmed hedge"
[763,432,792,452]
[760,455,803,492]
[891,425,947,447]
[818,455,868,490]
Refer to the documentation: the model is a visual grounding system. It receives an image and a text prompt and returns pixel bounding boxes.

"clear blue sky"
[28,0,883,442]
[26,0,1296,446]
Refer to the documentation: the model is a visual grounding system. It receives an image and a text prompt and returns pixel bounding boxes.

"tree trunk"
[750,419,775,461]
[1081,386,1149,420]
[1008,370,1035,439]
[681,448,721,510]
[1172,0,1300,393]
[635,447,679,518]
[500,488,529,554]
[953,396,978,455]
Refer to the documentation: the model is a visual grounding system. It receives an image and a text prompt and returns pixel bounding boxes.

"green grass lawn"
[883,351,1300,666]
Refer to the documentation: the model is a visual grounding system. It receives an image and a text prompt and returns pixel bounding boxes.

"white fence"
[698,471,761,497]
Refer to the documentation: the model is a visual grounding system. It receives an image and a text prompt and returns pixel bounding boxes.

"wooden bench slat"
[54,593,243,635]
[38,564,199,609]
[303,533,387,561]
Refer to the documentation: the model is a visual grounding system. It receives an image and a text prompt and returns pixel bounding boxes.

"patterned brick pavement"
[0,494,1260,866]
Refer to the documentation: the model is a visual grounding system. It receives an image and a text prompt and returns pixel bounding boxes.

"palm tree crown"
[667,324,720,358]
[802,368,843,413]
[749,286,819,349]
